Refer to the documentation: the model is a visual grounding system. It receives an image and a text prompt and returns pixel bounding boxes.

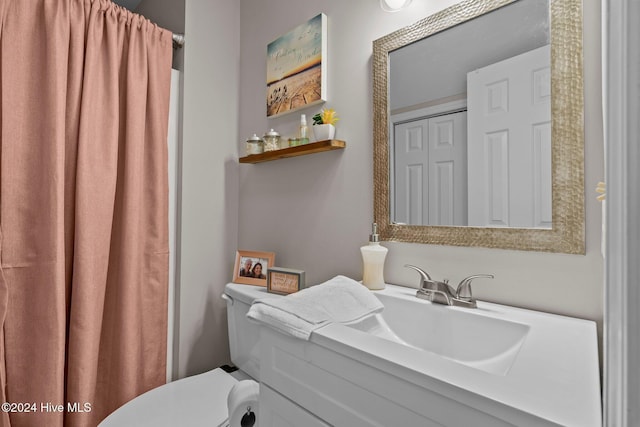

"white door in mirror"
[394,112,467,226]
[467,45,552,228]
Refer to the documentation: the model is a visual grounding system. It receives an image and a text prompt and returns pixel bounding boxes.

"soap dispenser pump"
[361,223,388,290]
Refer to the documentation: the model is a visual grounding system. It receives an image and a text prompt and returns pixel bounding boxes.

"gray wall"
[176,0,240,378]
[134,0,240,379]
[238,0,603,338]
[135,0,604,377]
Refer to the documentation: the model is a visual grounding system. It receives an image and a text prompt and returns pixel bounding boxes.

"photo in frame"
[266,13,327,118]
[233,250,276,287]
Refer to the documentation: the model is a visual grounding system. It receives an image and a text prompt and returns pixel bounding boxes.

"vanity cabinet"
[258,327,500,427]
[260,383,330,427]
[256,322,584,427]
[258,328,449,427]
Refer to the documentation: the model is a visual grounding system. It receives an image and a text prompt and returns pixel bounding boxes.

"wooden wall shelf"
[239,139,346,164]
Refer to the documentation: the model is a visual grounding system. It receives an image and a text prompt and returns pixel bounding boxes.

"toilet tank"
[223,283,280,380]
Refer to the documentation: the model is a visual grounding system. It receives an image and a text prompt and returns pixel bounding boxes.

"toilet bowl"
[99,283,277,427]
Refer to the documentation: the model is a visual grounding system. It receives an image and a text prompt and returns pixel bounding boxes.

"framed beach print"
[266,13,327,118]
[233,250,276,287]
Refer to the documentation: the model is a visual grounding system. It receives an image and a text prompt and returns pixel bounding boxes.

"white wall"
[238,0,603,340]
[166,70,181,382]
[176,0,240,378]
[603,0,640,423]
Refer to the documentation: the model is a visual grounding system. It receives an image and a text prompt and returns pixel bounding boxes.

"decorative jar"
[245,134,264,155]
[263,129,281,151]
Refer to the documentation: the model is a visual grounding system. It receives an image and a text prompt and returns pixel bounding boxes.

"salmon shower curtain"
[0,0,172,426]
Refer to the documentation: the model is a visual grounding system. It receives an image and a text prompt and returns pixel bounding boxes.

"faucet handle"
[404,264,433,282]
[455,274,494,302]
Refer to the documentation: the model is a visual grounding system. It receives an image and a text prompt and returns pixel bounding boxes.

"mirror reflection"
[389,0,551,228]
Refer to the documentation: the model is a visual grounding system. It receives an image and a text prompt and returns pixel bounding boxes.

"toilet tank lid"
[224,282,281,305]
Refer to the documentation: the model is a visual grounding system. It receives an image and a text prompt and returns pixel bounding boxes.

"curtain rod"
[172,33,185,49]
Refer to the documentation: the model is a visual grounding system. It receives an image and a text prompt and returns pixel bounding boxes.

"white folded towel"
[246,275,384,340]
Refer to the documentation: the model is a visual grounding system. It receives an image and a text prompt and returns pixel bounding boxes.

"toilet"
[99,282,276,427]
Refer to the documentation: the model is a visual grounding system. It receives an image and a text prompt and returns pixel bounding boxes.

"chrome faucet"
[404,265,493,308]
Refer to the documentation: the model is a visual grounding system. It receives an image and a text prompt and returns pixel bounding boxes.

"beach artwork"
[267,13,327,118]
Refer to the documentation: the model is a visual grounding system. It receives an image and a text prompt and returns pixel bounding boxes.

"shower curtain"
[0,0,172,426]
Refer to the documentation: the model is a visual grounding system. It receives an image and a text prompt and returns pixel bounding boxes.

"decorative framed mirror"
[373,0,584,253]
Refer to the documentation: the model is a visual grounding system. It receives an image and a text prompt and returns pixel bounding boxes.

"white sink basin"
[346,292,530,375]
[305,283,602,426]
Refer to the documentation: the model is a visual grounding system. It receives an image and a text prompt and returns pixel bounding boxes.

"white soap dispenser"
[361,223,388,290]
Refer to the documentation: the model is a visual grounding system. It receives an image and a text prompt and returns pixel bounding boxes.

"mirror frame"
[373,0,584,254]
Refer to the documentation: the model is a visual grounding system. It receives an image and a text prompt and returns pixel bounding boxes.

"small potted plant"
[312,108,339,141]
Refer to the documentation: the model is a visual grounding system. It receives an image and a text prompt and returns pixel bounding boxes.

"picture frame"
[233,250,276,287]
[266,13,327,118]
[267,267,306,295]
